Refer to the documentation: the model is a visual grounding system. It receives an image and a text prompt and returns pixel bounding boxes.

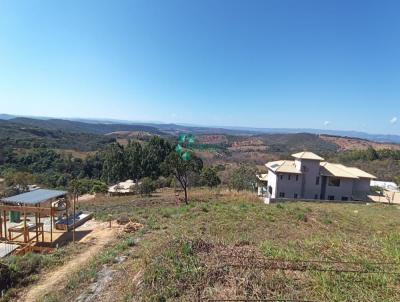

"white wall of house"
[297,159,322,199]
[275,173,302,199]
[353,178,371,199]
[324,177,354,201]
[267,171,278,198]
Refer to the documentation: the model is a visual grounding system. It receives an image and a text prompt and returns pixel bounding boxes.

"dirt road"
[19,222,119,302]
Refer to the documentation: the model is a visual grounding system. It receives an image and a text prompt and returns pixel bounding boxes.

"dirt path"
[20,222,120,302]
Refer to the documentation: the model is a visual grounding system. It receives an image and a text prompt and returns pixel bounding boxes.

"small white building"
[108,179,141,195]
[370,180,399,192]
[262,151,376,202]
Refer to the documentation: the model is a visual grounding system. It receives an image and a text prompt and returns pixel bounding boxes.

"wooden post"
[38,203,41,239]
[66,197,69,235]
[3,210,6,240]
[35,212,38,242]
[50,207,53,242]
[23,205,27,243]
[35,205,39,242]
[73,194,76,244]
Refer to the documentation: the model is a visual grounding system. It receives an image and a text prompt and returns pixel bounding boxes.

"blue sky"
[0,0,399,134]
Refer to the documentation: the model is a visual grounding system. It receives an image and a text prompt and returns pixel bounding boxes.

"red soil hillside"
[320,135,400,151]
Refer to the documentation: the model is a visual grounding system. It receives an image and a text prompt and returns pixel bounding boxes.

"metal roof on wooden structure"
[1,189,67,205]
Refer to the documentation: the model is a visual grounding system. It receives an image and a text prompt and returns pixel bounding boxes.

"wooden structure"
[0,189,68,247]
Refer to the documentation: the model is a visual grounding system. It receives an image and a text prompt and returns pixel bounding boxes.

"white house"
[261,151,376,202]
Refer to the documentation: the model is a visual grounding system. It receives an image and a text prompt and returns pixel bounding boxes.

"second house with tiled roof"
[263,151,376,202]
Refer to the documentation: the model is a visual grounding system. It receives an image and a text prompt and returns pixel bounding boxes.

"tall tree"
[101,143,126,184]
[164,151,203,204]
[142,137,172,179]
[125,140,143,181]
[82,153,103,179]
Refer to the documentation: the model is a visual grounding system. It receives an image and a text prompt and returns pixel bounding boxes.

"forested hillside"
[9,117,165,135]
[0,120,115,151]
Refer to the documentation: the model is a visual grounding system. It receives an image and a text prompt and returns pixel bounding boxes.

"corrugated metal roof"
[1,189,67,205]
[292,152,324,161]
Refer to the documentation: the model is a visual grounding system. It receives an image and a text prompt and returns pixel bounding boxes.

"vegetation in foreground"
[40,188,400,302]
[0,244,87,301]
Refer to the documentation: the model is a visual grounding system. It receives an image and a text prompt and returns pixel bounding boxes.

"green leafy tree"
[101,143,126,184]
[0,146,15,165]
[201,166,221,188]
[142,137,172,179]
[139,177,156,196]
[125,141,143,181]
[5,171,35,193]
[90,180,108,194]
[163,151,203,204]
[82,154,103,179]
[366,147,379,161]
[230,164,257,192]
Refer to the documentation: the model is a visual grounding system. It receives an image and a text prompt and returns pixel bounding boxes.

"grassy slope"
[41,189,400,302]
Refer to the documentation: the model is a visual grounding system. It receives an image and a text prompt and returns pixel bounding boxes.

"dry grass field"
[35,188,400,302]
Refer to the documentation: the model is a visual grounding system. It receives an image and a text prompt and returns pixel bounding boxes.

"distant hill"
[0,114,16,120]
[0,119,116,151]
[1,114,400,144]
[320,135,400,151]
[10,117,165,136]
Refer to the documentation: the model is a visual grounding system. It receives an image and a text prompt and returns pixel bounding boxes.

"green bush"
[139,177,156,196]
[0,253,45,293]
[229,164,257,192]
[200,166,221,188]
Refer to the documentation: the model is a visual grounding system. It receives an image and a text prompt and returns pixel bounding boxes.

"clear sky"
[0,0,399,134]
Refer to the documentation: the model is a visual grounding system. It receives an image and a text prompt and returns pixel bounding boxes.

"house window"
[294,193,298,199]
[296,175,299,181]
[279,192,285,198]
[341,196,349,201]
[328,195,335,200]
[316,176,320,185]
[288,174,291,180]
[280,175,283,180]
[328,177,341,187]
